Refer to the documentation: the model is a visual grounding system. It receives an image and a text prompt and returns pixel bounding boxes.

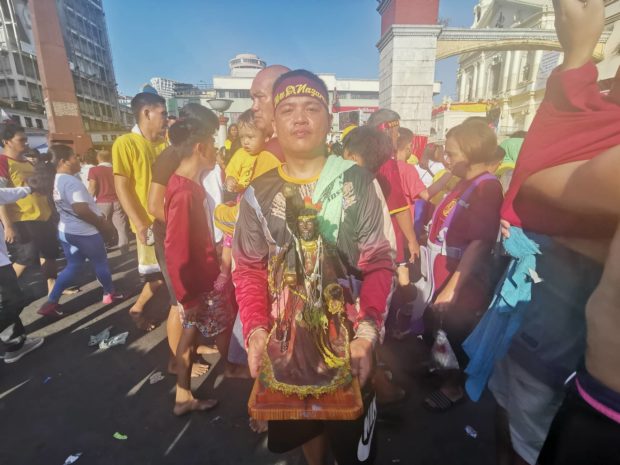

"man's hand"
[500,219,511,239]
[432,286,456,313]
[408,240,420,263]
[247,328,268,378]
[350,338,374,387]
[554,0,604,69]
[136,222,150,245]
[4,225,16,243]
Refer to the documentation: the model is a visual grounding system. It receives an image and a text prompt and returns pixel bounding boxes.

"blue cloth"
[49,232,114,302]
[463,226,541,401]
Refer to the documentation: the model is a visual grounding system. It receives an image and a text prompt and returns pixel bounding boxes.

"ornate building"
[451,0,620,138]
[455,0,558,136]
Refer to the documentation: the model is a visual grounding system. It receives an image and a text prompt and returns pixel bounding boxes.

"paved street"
[0,244,497,465]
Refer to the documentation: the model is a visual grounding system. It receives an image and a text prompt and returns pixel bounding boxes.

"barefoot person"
[463,1,620,463]
[164,114,233,416]
[148,103,220,379]
[233,69,394,465]
[112,92,168,331]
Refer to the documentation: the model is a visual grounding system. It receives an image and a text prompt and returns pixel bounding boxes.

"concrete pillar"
[377,25,441,135]
[501,51,512,94]
[509,51,522,91]
[476,53,487,99]
[472,64,479,101]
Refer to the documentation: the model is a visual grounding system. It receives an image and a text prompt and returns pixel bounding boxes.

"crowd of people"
[0,1,618,464]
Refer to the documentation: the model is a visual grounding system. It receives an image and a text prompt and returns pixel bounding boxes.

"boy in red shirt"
[164,115,232,416]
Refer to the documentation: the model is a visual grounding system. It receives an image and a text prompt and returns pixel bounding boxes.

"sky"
[105,0,479,101]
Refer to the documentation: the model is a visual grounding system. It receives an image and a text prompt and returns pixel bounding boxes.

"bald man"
[250,65,290,161]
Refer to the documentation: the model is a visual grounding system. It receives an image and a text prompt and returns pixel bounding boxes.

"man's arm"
[394,208,420,262]
[114,174,150,244]
[0,205,14,242]
[0,186,31,205]
[353,179,396,386]
[147,182,166,224]
[231,187,270,378]
[555,0,604,71]
[88,179,97,198]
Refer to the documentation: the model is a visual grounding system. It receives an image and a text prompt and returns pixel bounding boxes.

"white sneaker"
[4,337,44,363]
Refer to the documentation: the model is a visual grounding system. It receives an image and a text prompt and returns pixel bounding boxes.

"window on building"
[35,119,43,129]
[102,135,108,141]
[12,53,22,75]
[348,91,379,100]
[24,117,33,128]
[111,134,116,140]
[10,115,20,125]
[227,90,251,99]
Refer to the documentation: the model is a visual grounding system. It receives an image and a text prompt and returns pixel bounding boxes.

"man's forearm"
[0,204,13,229]
[394,209,418,245]
[114,176,149,228]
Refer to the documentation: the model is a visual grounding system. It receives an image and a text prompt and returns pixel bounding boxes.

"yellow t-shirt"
[225,148,280,189]
[0,155,51,222]
[112,132,166,230]
[429,169,460,206]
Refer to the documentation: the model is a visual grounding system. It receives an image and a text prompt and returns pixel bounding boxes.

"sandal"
[423,389,465,412]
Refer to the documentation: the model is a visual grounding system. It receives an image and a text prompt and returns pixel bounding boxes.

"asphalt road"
[0,244,497,465]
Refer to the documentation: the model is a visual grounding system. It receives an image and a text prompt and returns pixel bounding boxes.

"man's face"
[274,96,330,160]
[65,152,81,174]
[143,104,168,138]
[5,131,29,156]
[239,124,264,155]
[251,78,275,134]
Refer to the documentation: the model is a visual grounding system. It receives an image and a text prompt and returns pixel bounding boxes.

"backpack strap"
[430,172,497,259]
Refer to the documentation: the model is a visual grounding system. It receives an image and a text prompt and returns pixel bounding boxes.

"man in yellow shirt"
[113,92,167,330]
[0,123,59,294]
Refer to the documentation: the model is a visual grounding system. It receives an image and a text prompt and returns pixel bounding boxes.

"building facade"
[0,0,124,147]
[454,0,558,137]
[150,76,177,99]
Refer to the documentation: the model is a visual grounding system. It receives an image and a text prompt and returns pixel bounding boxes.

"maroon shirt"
[88,163,118,203]
[164,174,219,308]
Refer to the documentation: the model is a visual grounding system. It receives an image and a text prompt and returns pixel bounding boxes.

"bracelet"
[354,320,380,348]
[246,326,268,350]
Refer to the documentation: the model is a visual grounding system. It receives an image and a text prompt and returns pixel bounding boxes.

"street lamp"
[207,98,233,148]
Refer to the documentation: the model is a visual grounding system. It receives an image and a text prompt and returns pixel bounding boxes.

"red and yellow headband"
[377,120,400,131]
[273,73,329,110]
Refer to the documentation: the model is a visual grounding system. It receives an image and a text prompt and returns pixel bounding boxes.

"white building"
[454,0,559,137]
[149,77,178,99]
[210,54,380,135]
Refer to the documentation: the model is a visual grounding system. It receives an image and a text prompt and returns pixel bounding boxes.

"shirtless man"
[477,1,620,463]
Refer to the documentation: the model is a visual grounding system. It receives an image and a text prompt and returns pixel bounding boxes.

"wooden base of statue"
[248,378,364,421]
